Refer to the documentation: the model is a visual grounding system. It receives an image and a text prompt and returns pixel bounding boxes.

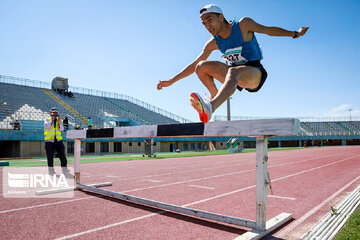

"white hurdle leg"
[237,136,292,239]
[74,138,81,184]
[255,137,268,231]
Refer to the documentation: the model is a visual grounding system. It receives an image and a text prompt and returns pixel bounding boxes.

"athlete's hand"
[295,27,309,38]
[157,80,173,90]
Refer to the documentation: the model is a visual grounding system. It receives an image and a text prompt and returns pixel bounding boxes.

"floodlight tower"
[227,98,231,121]
[348,108,352,122]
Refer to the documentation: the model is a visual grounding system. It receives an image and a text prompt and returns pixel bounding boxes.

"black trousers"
[45,141,67,167]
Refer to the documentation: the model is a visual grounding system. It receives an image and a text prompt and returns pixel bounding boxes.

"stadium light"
[348,108,352,122]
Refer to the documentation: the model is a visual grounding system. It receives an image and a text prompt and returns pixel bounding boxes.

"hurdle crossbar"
[66,118,300,239]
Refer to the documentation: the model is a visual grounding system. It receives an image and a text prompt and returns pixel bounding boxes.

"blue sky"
[1,0,359,122]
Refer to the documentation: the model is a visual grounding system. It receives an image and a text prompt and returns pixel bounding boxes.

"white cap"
[200,4,223,17]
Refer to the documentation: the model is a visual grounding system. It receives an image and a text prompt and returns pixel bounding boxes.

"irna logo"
[8,172,69,188]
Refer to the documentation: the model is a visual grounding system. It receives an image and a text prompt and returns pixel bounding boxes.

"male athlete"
[157,4,309,123]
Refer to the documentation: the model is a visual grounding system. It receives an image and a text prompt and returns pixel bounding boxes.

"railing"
[0,75,191,123]
[214,115,360,122]
[0,119,45,131]
[0,75,51,89]
[0,110,76,130]
[214,115,360,136]
[1,110,360,136]
[298,131,360,136]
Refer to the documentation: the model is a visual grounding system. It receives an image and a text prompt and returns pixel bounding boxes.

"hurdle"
[66,118,300,239]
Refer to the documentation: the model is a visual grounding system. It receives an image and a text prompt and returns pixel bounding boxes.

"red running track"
[0,146,360,240]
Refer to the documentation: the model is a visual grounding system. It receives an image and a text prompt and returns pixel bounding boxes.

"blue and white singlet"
[214,20,263,65]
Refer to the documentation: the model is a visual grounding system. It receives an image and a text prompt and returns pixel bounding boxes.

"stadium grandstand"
[0,74,360,158]
[0,75,190,130]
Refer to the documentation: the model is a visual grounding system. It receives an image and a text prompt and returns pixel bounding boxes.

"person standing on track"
[157,4,309,123]
[44,107,72,177]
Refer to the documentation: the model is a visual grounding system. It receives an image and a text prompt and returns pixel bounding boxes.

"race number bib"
[221,46,247,65]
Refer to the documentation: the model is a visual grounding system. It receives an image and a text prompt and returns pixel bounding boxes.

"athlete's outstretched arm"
[240,17,309,38]
[157,38,218,90]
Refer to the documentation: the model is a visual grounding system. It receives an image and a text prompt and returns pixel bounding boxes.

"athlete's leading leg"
[195,60,229,98]
[191,63,261,123]
[191,60,229,123]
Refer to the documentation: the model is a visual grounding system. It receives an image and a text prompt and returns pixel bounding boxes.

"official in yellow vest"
[44,107,70,176]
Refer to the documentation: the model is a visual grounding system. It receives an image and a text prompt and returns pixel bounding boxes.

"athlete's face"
[200,13,223,36]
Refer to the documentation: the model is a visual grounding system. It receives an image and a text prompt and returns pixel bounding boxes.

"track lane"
[1,146,359,240]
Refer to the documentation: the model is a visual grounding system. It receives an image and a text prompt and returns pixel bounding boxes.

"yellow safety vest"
[44,118,63,141]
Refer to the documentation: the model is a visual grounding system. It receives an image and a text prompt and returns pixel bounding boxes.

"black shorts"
[234,60,268,93]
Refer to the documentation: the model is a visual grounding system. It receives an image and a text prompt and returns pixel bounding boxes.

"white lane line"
[189,185,215,190]
[272,155,360,183]
[80,159,248,179]
[54,212,164,240]
[144,179,162,183]
[55,154,360,239]
[82,151,352,182]
[268,195,296,201]
[0,168,254,214]
[277,175,360,237]
[0,152,360,214]
[81,150,353,181]
[120,154,358,194]
[103,162,252,181]
[2,153,358,215]
[80,155,254,180]
[122,169,253,193]
[0,197,94,214]
[83,173,114,178]
[173,155,360,208]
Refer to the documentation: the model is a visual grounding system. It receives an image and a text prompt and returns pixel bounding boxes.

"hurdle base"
[35,182,112,195]
[77,183,292,236]
[235,213,292,240]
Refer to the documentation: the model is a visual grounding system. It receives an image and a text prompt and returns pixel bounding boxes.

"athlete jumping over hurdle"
[157,4,309,123]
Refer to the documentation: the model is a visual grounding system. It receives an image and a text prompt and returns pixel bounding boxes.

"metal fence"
[214,115,360,136]
[214,115,360,122]
[0,111,48,130]
[298,130,360,136]
[0,110,77,131]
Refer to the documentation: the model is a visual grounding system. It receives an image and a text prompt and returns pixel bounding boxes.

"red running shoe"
[189,92,212,123]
